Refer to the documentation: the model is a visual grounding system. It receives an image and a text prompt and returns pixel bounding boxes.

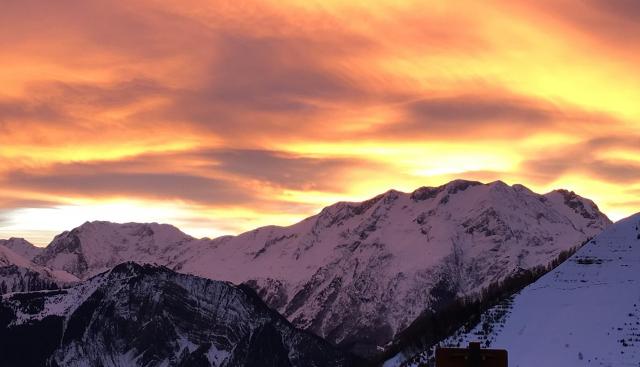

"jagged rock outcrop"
[0,263,354,367]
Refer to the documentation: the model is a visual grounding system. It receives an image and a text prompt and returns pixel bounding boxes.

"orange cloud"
[0,0,639,244]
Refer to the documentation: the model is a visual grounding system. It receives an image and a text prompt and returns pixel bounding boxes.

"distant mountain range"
[389,212,640,367]
[0,179,613,363]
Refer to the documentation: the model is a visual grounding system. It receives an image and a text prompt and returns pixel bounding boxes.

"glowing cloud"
[0,0,638,244]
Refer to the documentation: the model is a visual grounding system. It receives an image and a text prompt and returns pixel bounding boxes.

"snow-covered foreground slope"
[0,262,355,367]
[394,212,640,367]
[0,244,77,293]
[28,180,611,356]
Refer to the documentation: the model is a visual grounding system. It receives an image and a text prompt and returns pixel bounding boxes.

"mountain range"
[0,179,614,362]
[0,262,354,367]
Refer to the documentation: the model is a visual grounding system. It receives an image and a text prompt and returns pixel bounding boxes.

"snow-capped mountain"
[177,181,610,355]
[0,244,78,294]
[0,237,42,260]
[30,180,611,356]
[33,222,194,279]
[0,262,354,367]
[391,212,640,367]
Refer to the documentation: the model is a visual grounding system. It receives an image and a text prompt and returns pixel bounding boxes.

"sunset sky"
[1,0,639,245]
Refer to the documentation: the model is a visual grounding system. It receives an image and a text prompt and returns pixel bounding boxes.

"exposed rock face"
[0,263,354,367]
[30,180,611,356]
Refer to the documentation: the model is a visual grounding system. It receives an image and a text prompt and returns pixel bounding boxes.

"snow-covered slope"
[0,262,354,367]
[0,244,37,270]
[0,244,78,293]
[396,212,640,367]
[0,238,42,260]
[32,180,611,356]
[177,181,610,355]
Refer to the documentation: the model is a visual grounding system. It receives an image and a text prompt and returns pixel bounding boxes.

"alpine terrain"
[390,212,640,367]
[27,180,611,356]
[0,262,354,367]
[0,238,43,260]
[33,222,195,279]
[0,242,77,294]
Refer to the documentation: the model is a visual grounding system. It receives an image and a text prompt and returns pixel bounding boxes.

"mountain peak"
[486,179,509,188]
[544,188,611,224]
[105,261,171,279]
[74,220,186,235]
[445,179,484,194]
[7,236,28,242]
[34,221,195,279]
[0,237,42,260]
[1,262,353,367]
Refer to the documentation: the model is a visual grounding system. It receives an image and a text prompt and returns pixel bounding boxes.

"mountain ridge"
[0,262,355,367]
[4,179,612,356]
